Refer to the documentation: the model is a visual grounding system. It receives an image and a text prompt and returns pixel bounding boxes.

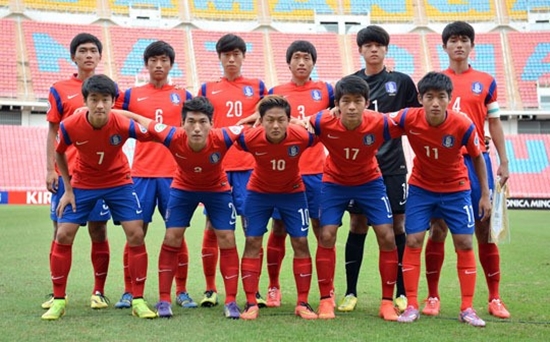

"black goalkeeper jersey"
[351,67,420,175]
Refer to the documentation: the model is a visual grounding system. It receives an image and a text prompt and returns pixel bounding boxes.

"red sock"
[122,243,132,294]
[175,239,189,294]
[202,229,218,292]
[158,243,179,302]
[128,244,148,298]
[457,249,476,310]
[379,249,398,300]
[219,247,239,304]
[478,243,501,301]
[293,257,312,304]
[258,246,264,280]
[315,245,334,298]
[51,242,72,298]
[267,232,286,289]
[424,238,445,299]
[91,240,109,294]
[402,246,422,309]
[49,239,55,263]
[241,257,260,304]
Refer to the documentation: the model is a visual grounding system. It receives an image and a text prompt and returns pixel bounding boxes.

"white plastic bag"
[489,179,510,244]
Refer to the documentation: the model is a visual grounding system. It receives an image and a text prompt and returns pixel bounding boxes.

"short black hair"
[356,25,390,47]
[182,96,214,122]
[257,95,291,119]
[334,75,370,103]
[417,71,453,98]
[70,33,102,57]
[81,74,117,100]
[143,40,175,65]
[216,34,246,56]
[286,40,317,64]
[442,21,475,46]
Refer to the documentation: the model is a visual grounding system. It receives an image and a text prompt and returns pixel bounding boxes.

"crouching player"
[237,96,318,320]
[43,74,156,320]
[392,72,491,327]
[119,96,243,319]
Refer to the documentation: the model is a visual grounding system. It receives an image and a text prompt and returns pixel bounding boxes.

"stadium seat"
[344,0,414,23]
[108,0,180,17]
[269,0,338,22]
[108,26,189,91]
[505,0,550,21]
[423,0,496,22]
[190,0,257,21]
[425,32,508,108]
[23,0,97,13]
[508,31,550,109]
[0,19,18,98]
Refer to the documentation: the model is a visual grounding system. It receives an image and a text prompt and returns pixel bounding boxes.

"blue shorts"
[319,178,393,227]
[203,170,251,217]
[51,176,111,224]
[406,185,474,235]
[132,177,172,222]
[273,173,321,220]
[58,184,142,224]
[166,188,236,230]
[244,191,310,238]
[464,153,494,219]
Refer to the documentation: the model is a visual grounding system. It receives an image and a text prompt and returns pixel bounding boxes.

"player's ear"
[365,100,370,109]
[417,94,423,104]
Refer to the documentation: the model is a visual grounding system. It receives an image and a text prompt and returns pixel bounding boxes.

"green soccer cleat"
[131,298,157,319]
[90,291,110,309]
[395,295,408,313]
[41,299,66,320]
[42,293,68,309]
[337,294,358,312]
[200,290,219,307]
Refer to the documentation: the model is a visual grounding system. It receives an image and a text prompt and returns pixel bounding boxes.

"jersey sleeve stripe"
[163,127,176,147]
[326,83,335,107]
[485,79,497,106]
[461,123,475,146]
[223,129,235,149]
[308,132,314,147]
[59,122,71,145]
[200,83,207,97]
[50,87,63,115]
[314,112,323,135]
[399,108,409,128]
[129,120,136,139]
[268,87,274,95]
[237,131,248,151]
[122,89,131,110]
[259,81,266,98]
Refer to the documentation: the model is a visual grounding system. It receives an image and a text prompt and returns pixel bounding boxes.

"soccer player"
[394,71,491,327]
[421,21,511,319]
[42,74,156,320]
[197,33,267,307]
[263,40,334,307]
[309,75,399,321]
[44,33,111,310]
[118,96,243,319]
[339,25,420,313]
[113,40,196,309]
[237,96,318,320]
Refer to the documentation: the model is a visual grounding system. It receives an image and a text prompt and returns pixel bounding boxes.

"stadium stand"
[425,32,508,108]
[350,33,425,83]
[507,31,550,109]
[109,26,188,91]
[190,0,257,21]
[22,21,106,99]
[268,0,338,22]
[0,125,47,191]
[423,0,496,22]
[269,32,343,85]
[0,19,18,98]
[22,0,97,13]
[343,0,415,23]
[505,0,550,21]
[108,0,180,18]
[191,30,267,84]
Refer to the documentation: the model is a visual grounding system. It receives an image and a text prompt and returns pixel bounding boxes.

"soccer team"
[41,21,510,327]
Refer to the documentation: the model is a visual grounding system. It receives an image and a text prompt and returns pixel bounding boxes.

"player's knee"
[429,219,448,241]
[271,219,286,235]
[243,237,262,257]
[405,233,425,248]
[215,230,236,249]
[290,238,310,258]
[474,221,490,243]
[163,230,183,248]
[452,235,473,250]
[87,222,107,242]
[349,214,368,234]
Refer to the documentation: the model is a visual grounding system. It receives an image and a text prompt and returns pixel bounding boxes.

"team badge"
[170,93,181,105]
[474,134,480,146]
[311,89,322,101]
[194,167,202,173]
[385,81,397,95]
[288,145,300,157]
[243,86,254,97]
[471,82,483,94]
[389,111,399,119]
[363,134,375,146]
[138,124,147,133]
[154,123,167,132]
[46,101,51,114]
[110,134,122,146]
[442,135,455,148]
[229,125,243,135]
[210,152,221,164]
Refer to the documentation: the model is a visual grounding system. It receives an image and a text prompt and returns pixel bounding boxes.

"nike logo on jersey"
[137,97,148,102]
[254,152,268,156]
[100,210,109,216]
[327,134,340,139]
[136,209,143,214]
[67,93,79,100]
[175,153,187,159]
[409,130,422,135]
[75,141,89,145]
[211,90,223,95]
[301,226,309,231]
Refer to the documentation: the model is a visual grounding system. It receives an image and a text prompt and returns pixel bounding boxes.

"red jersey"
[146,121,243,192]
[114,84,192,177]
[443,67,499,153]
[390,107,482,192]
[236,125,315,193]
[269,80,334,175]
[56,108,152,189]
[310,110,398,186]
[199,76,267,171]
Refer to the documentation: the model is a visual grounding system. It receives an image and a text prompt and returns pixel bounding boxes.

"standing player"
[264,40,334,307]
[309,75,399,321]
[118,96,243,319]
[422,21,510,319]
[42,75,156,320]
[237,96,318,320]
[113,40,197,309]
[44,33,111,310]
[197,33,267,307]
[394,71,491,327]
[339,25,420,313]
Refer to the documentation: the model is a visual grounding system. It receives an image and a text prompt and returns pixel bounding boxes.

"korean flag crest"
[363,134,375,146]
[170,93,181,104]
[442,135,455,148]
[210,152,221,164]
[288,145,300,157]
